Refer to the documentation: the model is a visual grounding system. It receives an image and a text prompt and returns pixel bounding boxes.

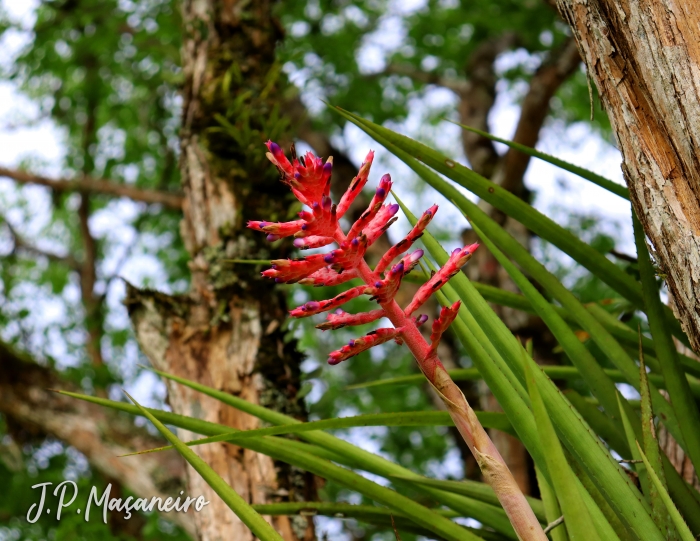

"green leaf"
[120,410,517,456]
[388,476,546,522]
[455,193,687,450]
[430,285,629,540]
[449,122,629,199]
[250,503,511,541]
[565,390,629,458]
[638,348,678,539]
[134,370,515,538]
[121,391,283,541]
[65,391,486,541]
[347,366,700,399]
[636,442,696,541]
[634,212,700,471]
[332,107,640,305]
[332,105,689,347]
[535,467,568,541]
[470,219,631,425]
[525,361,601,541]
[616,392,650,497]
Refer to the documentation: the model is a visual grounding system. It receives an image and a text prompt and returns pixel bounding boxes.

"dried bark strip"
[557,0,700,351]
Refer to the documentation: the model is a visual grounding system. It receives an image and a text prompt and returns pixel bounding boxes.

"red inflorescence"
[249,141,478,365]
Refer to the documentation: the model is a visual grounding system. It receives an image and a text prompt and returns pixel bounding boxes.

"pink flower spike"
[265,141,294,178]
[397,249,424,276]
[248,219,305,239]
[328,327,404,365]
[289,285,368,318]
[298,267,358,287]
[324,234,369,273]
[366,260,405,304]
[294,195,338,239]
[262,254,327,284]
[365,203,400,245]
[375,205,438,274]
[316,308,386,330]
[428,301,461,357]
[337,150,374,218]
[346,174,392,240]
[252,144,547,540]
[265,141,332,206]
[404,244,479,316]
[293,236,334,250]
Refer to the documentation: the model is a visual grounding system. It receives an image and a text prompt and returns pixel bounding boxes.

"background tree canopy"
[0,1,650,540]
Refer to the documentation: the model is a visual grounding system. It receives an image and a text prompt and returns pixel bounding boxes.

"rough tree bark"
[556,0,700,352]
[125,2,315,540]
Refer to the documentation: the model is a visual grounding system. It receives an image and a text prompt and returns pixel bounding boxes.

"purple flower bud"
[376,188,386,198]
[306,301,320,311]
[323,162,333,176]
[388,203,400,216]
[348,340,356,347]
[324,253,334,263]
[259,221,267,228]
[275,278,283,283]
[269,142,282,156]
[294,172,301,179]
[452,247,462,255]
[301,224,308,230]
[351,238,359,247]
[293,238,306,248]
[374,281,382,288]
[335,308,344,315]
[267,234,280,242]
[410,249,424,261]
[271,264,278,269]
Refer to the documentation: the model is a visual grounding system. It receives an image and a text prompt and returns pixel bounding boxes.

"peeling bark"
[557,0,700,352]
[126,2,315,540]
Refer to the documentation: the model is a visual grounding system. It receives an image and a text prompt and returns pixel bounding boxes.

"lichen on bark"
[126,1,316,539]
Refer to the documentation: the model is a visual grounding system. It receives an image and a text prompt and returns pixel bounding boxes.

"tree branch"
[0,167,184,209]
[1,217,81,270]
[498,37,581,195]
[458,32,519,178]
[0,342,195,536]
[376,63,469,94]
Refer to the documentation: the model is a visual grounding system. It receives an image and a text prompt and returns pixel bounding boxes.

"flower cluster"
[249,141,478,367]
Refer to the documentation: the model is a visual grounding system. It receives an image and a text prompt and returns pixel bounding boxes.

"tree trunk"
[556,0,700,352]
[126,2,315,540]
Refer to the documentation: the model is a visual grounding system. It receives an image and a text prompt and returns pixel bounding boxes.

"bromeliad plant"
[248,141,547,540]
[62,109,700,541]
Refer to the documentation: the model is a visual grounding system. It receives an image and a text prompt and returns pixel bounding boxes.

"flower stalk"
[250,141,547,540]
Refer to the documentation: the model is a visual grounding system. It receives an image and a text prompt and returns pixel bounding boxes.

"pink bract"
[249,141,478,366]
